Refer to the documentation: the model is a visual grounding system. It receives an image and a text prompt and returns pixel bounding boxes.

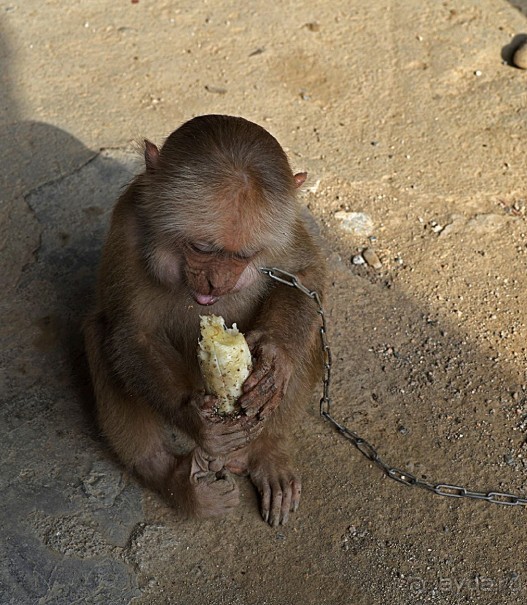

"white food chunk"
[198,315,252,415]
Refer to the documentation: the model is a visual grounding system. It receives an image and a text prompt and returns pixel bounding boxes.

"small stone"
[335,211,374,236]
[466,214,510,232]
[439,214,465,237]
[513,41,527,69]
[205,85,227,95]
[303,178,320,194]
[513,200,526,214]
[352,254,366,265]
[504,452,515,467]
[362,247,382,269]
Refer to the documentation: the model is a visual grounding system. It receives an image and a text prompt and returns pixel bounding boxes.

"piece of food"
[198,315,253,415]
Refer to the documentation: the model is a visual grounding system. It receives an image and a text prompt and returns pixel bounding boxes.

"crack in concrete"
[17,230,43,284]
[24,151,101,210]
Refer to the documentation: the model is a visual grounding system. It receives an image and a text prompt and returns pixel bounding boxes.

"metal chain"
[260,266,527,507]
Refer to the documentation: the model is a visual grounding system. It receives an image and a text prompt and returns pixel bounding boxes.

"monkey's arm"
[262,221,324,350]
[239,221,325,415]
[103,317,267,456]
[105,321,190,405]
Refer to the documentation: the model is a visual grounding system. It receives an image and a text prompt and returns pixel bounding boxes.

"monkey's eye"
[189,242,216,254]
[233,251,255,261]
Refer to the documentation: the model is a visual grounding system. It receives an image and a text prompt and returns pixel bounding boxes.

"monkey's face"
[182,242,260,306]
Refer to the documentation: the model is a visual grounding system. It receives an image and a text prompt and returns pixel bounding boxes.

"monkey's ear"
[293,172,307,188]
[144,140,160,172]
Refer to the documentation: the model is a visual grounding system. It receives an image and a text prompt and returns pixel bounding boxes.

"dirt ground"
[2,0,527,603]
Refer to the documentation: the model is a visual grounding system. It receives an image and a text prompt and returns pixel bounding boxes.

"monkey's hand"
[195,394,267,458]
[238,331,293,418]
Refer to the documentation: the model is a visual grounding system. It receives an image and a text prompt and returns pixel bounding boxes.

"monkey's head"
[138,115,307,306]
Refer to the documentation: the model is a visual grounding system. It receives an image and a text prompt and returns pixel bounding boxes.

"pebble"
[429,219,444,233]
[352,254,366,265]
[466,213,509,232]
[362,247,382,269]
[439,214,465,237]
[335,211,374,236]
[205,85,227,95]
[303,178,320,194]
[513,41,527,69]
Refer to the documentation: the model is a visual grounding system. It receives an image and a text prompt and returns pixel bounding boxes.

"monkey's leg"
[84,314,239,517]
[245,357,318,527]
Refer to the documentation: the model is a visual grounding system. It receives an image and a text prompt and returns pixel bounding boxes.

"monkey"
[84,114,326,526]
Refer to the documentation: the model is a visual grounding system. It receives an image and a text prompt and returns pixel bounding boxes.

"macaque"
[84,114,326,526]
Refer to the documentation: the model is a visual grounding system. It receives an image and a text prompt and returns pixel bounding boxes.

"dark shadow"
[508,0,527,17]
[0,25,137,426]
[504,3,527,64]
[501,32,527,65]
[0,26,142,605]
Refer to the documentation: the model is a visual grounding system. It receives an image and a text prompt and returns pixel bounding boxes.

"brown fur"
[84,115,326,525]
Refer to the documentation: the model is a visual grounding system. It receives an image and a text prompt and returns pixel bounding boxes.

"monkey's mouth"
[193,293,219,306]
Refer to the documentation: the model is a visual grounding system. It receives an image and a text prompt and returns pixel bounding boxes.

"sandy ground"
[2,0,527,603]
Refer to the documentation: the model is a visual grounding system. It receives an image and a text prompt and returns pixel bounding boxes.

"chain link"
[260,266,527,508]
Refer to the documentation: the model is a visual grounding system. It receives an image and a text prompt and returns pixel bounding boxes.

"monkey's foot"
[169,448,239,518]
[250,463,301,527]
[192,468,240,517]
[190,448,239,517]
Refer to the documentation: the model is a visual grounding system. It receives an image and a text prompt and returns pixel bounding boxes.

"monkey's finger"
[242,389,279,423]
[227,420,265,448]
[244,418,266,443]
[221,432,252,450]
[242,359,273,393]
[291,478,302,512]
[243,384,282,423]
[268,479,283,527]
[257,387,284,420]
[239,373,277,415]
[279,479,293,525]
[259,479,271,524]
[206,427,258,456]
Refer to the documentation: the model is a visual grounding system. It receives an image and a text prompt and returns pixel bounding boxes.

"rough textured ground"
[2,1,527,603]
